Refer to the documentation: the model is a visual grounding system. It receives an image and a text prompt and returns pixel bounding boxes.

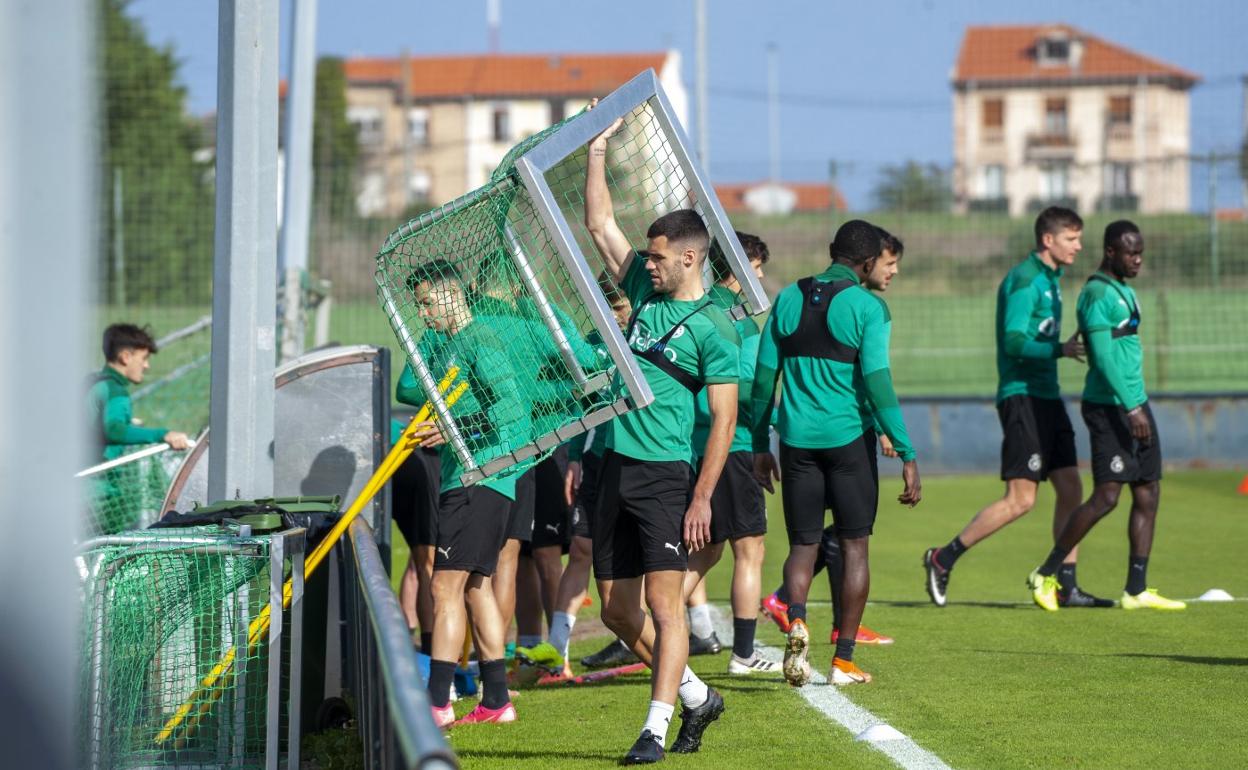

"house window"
[347,106,384,146]
[492,104,511,142]
[408,108,430,147]
[408,169,431,204]
[356,171,385,217]
[1041,164,1070,200]
[1044,97,1068,136]
[1108,163,1132,196]
[1038,37,1070,65]
[550,100,566,123]
[981,164,1004,198]
[982,98,1004,129]
[1108,95,1132,127]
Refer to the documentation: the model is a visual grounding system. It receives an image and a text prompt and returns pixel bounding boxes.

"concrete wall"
[894,394,1248,474]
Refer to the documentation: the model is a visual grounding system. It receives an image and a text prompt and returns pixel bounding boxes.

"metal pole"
[502,222,596,393]
[694,0,709,171]
[210,0,280,501]
[265,534,285,770]
[0,1,89,768]
[112,168,125,307]
[1209,149,1220,286]
[278,0,319,363]
[487,0,501,53]
[767,43,780,185]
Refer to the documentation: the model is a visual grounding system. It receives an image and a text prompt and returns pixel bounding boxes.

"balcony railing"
[1026,132,1076,160]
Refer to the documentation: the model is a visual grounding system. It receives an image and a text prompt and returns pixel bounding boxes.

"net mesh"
[375,104,759,481]
[83,448,182,536]
[77,528,291,769]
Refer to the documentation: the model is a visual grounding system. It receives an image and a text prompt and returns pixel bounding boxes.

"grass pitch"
[392,469,1248,769]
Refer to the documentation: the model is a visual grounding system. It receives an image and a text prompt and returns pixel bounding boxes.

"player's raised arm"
[583,101,632,284]
[749,312,783,493]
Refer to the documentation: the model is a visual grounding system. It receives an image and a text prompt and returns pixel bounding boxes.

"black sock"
[822,534,844,632]
[934,536,967,571]
[834,637,856,662]
[427,659,457,708]
[732,617,756,658]
[478,658,510,710]
[420,631,433,656]
[1057,563,1077,593]
[1038,546,1072,577]
[1125,555,1149,595]
[788,603,807,623]
[775,584,790,605]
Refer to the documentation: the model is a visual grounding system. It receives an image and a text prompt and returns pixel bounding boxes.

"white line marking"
[709,606,952,770]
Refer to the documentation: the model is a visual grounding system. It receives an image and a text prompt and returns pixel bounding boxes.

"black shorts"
[997,395,1077,482]
[570,451,602,539]
[1082,401,1162,485]
[527,445,571,550]
[391,447,441,548]
[779,433,879,543]
[434,486,512,576]
[701,450,766,544]
[591,451,691,580]
[506,466,536,543]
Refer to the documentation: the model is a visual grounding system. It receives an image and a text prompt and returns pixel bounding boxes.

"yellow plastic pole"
[154,368,465,747]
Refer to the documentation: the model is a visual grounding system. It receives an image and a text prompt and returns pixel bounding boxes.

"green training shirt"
[88,365,168,461]
[692,285,757,457]
[1077,271,1146,410]
[996,252,1066,401]
[395,319,529,498]
[608,254,740,464]
[750,263,915,461]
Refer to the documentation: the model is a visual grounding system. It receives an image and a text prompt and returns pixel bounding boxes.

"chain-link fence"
[93,0,1247,428]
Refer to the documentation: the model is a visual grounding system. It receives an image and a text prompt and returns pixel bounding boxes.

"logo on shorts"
[545,523,561,535]
[1110,455,1125,473]
[1028,453,1042,472]
[664,542,682,556]
[437,546,452,559]
[572,508,581,526]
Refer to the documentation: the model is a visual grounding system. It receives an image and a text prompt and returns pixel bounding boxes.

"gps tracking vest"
[778,277,860,362]
[1087,273,1141,338]
[625,297,713,394]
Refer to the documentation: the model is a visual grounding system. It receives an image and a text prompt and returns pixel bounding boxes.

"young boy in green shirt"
[88,323,190,461]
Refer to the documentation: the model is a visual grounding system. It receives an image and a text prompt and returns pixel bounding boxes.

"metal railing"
[342,518,457,769]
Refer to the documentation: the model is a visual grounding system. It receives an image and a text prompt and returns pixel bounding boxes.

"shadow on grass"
[457,747,621,762]
[1113,653,1248,667]
[870,598,1033,610]
[971,648,1248,667]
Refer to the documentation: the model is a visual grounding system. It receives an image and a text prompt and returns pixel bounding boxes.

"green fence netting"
[77,528,289,769]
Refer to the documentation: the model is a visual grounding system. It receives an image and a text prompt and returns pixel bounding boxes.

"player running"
[401,259,531,728]
[1027,221,1184,611]
[922,207,1112,608]
[752,220,921,688]
[585,109,737,764]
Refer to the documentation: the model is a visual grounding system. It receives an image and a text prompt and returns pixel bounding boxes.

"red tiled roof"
[715,182,847,213]
[953,25,1198,87]
[342,52,668,99]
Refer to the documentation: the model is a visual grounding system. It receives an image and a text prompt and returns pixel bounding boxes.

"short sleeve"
[619,252,655,306]
[1079,287,1114,333]
[698,311,740,384]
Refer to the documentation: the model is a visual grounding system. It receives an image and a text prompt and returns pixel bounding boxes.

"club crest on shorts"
[1110,455,1125,474]
[1028,453,1042,472]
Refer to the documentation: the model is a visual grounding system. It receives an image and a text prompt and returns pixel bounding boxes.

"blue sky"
[132,0,1246,209]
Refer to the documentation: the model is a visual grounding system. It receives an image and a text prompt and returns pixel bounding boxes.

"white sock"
[517,634,542,649]
[678,666,709,709]
[549,611,575,659]
[687,602,714,639]
[642,700,675,743]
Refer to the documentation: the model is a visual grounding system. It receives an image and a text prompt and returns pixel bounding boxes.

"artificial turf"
[392,469,1248,769]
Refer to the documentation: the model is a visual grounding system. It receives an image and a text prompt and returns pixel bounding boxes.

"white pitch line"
[709,606,952,770]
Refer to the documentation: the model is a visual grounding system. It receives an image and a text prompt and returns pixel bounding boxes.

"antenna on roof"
[487,0,501,54]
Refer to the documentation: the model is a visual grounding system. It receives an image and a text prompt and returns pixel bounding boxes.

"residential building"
[952,24,1198,216]
[342,51,686,217]
[714,182,846,216]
